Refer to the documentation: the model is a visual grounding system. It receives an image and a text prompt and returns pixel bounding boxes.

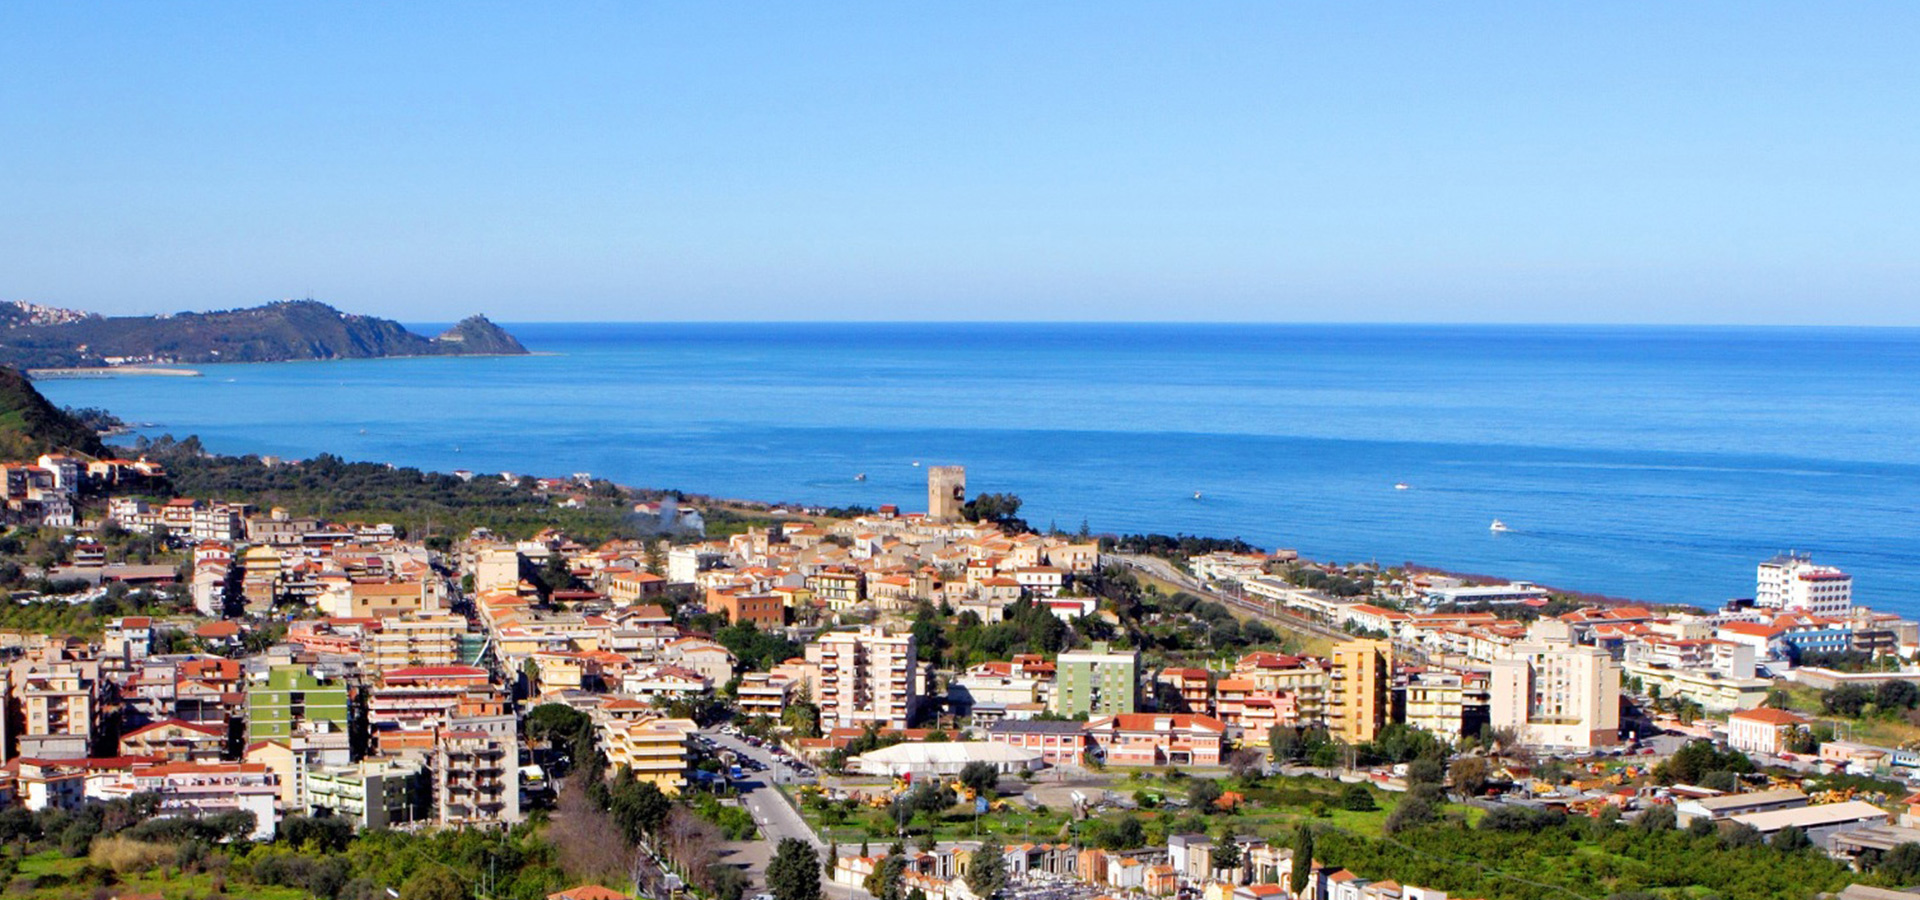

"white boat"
[1394,482,1410,490]
[1192,491,1203,501]
[854,473,867,482]
[1489,519,1509,532]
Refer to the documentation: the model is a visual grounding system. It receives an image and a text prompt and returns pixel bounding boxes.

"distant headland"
[0,298,529,371]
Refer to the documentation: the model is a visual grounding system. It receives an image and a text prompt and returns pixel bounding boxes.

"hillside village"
[0,424,1914,900]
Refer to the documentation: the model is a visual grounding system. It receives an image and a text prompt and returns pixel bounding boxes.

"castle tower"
[927,466,966,522]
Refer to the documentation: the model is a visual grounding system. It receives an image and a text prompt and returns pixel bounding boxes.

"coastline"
[29,366,203,379]
[25,351,541,379]
[37,322,1910,613]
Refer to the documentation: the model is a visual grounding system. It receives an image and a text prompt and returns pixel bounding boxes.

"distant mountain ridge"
[0,299,528,369]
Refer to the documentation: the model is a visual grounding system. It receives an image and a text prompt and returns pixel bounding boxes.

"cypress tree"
[1290,826,1314,896]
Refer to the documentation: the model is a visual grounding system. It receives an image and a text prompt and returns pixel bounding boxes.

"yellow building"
[601,716,696,794]
[354,581,434,617]
[532,652,599,694]
[1329,639,1391,744]
[772,585,815,611]
[807,571,864,610]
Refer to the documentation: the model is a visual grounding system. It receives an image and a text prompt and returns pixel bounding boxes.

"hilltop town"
[0,436,1914,900]
[0,299,527,371]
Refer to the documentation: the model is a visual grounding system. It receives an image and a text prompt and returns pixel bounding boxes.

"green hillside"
[0,367,107,459]
[0,299,528,368]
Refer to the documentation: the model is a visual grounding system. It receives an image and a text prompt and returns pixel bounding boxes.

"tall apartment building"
[927,466,967,523]
[8,648,103,760]
[1488,620,1621,751]
[189,503,246,543]
[307,758,426,829]
[367,615,468,670]
[17,668,96,759]
[1757,553,1853,616]
[247,665,351,743]
[240,545,286,614]
[1398,667,1490,739]
[434,726,521,825]
[1054,643,1141,718]
[1328,639,1392,744]
[806,625,923,729]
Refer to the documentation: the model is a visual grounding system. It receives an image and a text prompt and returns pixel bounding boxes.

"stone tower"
[927,465,966,522]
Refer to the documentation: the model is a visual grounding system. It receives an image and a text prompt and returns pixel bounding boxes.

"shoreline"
[29,366,203,379]
[25,351,544,379]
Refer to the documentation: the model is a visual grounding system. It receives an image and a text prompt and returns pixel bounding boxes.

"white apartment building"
[133,762,281,840]
[1488,620,1621,752]
[1625,635,1756,679]
[1757,552,1853,616]
[1401,668,1469,738]
[806,624,922,729]
[34,455,81,494]
[306,758,425,829]
[367,615,468,670]
[736,672,796,719]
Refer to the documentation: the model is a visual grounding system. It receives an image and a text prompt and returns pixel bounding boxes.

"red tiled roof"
[383,665,489,679]
[550,888,631,900]
[1730,707,1807,726]
[1098,713,1227,733]
[123,718,225,739]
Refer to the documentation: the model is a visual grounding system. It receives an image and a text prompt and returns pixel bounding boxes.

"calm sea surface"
[34,323,1920,616]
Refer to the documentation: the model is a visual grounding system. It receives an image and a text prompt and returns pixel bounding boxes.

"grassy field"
[1768,682,1920,749]
[8,850,311,900]
[793,771,1475,846]
[795,785,1078,844]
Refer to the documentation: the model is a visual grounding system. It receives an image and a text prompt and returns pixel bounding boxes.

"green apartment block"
[1054,642,1141,717]
[248,664,350,742]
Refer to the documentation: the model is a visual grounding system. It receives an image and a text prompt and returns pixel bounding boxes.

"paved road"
[704,729,824,851]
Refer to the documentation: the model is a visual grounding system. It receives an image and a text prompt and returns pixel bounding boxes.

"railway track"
[1104,553,1353,644]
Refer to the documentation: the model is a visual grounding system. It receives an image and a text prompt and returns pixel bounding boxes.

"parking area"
[1006,871,1113,900]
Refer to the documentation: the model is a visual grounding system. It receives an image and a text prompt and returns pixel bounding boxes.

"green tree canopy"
[968,836,1008,899]
[768,838,822,900]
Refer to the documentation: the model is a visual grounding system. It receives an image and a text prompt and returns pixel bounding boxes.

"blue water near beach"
[33,323,1920,616]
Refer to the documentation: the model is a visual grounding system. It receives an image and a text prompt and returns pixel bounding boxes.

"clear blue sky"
[2,4,1915,323]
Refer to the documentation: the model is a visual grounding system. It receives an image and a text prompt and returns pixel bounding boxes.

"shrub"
[1384,796,1436,834]
[89,836,177,874]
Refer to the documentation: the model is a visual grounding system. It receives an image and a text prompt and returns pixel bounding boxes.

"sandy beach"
[27,365,203,379]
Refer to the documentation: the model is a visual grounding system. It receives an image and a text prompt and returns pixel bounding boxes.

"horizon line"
[411,318,1920,330]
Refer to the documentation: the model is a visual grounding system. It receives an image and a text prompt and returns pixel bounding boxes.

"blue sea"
[33,324,1920,617]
